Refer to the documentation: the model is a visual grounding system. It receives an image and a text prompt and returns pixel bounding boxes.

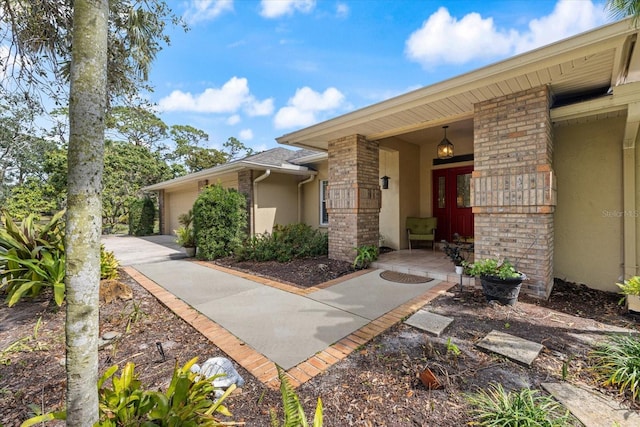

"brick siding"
[327,135,381,261]
[472,86,556,298]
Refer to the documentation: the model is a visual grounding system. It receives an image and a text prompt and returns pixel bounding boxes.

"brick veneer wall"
[472,86,556,298]
[327,134,381,261]
[237,170,253,235]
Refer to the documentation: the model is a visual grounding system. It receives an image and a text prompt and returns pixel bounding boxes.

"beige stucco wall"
[379,149,400,249]
[253,172,301,235]
[163,173,238,235]
[554,116,625,292]
[299,161,328,229]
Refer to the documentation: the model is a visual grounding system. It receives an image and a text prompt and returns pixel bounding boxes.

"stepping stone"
[542,382,640,427]
[404,310,453,337]
[476,330,543,366]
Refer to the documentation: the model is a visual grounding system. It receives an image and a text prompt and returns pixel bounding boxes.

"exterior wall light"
[380,175,390,189]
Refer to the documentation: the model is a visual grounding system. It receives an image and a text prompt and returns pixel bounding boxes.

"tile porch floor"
[372,247,476,289]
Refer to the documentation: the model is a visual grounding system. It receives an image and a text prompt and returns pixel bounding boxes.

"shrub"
[193,184,247,260]
[466,383,575,426]
[236,223,328,262]
[128,196,155,236]
[0,210,66,306]
[22,357,238,426]
[590,334,640,402]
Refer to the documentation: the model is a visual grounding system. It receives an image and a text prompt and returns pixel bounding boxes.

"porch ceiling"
[277,19,639,151]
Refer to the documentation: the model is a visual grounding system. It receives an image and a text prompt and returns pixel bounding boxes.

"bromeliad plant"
[353,244,378,270]
[0,210,66,306]
[22,357,239,426]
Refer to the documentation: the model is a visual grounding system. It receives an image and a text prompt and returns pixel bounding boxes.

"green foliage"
[103,141,174,233]
[590,334,640,402]
[271,365,323,427]
[175,226,196,248]
[0,210,66,306]
[128,196,156,236]
[193,184,247,260]
[446,338,461,357]
[4,177,58,220]
[235,223,328,262]
[465,257,521,280]
[466,383,575,426]
[616,276,640,296]
[353,245,378,270]
[100,245,120,280]
[22,357,238,426]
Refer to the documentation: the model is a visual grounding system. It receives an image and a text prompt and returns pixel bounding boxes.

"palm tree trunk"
[65,0,108,424]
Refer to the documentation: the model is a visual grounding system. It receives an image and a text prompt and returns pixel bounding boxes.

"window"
[320,180,329,226]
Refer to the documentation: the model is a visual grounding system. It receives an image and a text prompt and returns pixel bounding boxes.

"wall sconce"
[380,175,390,189]
[437,125,454,159]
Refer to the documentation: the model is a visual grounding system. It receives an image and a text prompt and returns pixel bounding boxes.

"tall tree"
[65,1,108,423]
[106,105,168,148]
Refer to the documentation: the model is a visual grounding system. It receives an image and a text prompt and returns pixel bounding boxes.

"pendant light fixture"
[437,125,454,159]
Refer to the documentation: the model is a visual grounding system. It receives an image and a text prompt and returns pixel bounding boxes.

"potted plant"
[465,257,525,305]
[175,210,196,257]
[441,240,469,275]
[616,276,640,313]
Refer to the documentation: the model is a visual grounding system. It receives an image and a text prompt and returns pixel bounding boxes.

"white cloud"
[405,0,607,68]
[239,129,254,140]
[514,0,606,53]
[158,77,273,117]
[336,2,349,18]
[260,0,315,18]
[227,114,241,125]
[183,0,233,25]
[245,98,275,116]
[274,86,345,129]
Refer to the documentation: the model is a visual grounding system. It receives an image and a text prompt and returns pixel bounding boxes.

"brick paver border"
[123,265,455,389]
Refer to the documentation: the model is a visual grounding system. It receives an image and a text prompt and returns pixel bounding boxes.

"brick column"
[472,86,556,298]
[327,134,381,262]
[237,170,253,235]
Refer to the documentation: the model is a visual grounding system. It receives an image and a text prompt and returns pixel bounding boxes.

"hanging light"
[437,125,454,159]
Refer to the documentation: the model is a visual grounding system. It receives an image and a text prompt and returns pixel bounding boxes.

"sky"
[150,0,615,153]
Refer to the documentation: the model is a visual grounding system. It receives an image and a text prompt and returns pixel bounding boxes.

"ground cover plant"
[235,223,328,263]
[590,333,640,401]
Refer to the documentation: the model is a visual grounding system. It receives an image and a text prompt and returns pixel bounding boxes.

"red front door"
[432,166,474,242]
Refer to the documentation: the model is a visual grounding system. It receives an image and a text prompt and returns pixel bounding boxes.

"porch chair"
[406,217,437,252]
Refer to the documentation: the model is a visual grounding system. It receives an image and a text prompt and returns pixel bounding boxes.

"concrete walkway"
[102,235,453,388]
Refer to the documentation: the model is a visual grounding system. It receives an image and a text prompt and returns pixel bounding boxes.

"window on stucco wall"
[320,180,329,226]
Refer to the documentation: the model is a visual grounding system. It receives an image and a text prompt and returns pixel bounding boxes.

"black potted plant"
[441,239,471,275]
[465,256,526,305]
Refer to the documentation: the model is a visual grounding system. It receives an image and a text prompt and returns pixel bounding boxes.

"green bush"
[466,383,576,426]
[128,196,155,236]
[193,184,247,260]
[236,223,328,262]
[590,334,640,402]
[0,210,66,306]
[22,357,237,426]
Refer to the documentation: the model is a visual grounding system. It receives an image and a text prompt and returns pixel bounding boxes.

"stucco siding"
[554,116,624,292]
[254,173,300,235]
[300,162,327,229]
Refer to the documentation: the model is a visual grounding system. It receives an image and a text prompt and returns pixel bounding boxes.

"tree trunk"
[65,0,108,424]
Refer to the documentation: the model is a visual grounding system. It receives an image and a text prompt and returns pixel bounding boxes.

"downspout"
[297,175,316,223]
[252,170,271,236]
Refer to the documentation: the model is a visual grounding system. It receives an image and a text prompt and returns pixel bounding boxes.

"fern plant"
[271,365,323,427]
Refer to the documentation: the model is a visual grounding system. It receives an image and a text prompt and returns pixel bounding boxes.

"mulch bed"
[1,260,638,426]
